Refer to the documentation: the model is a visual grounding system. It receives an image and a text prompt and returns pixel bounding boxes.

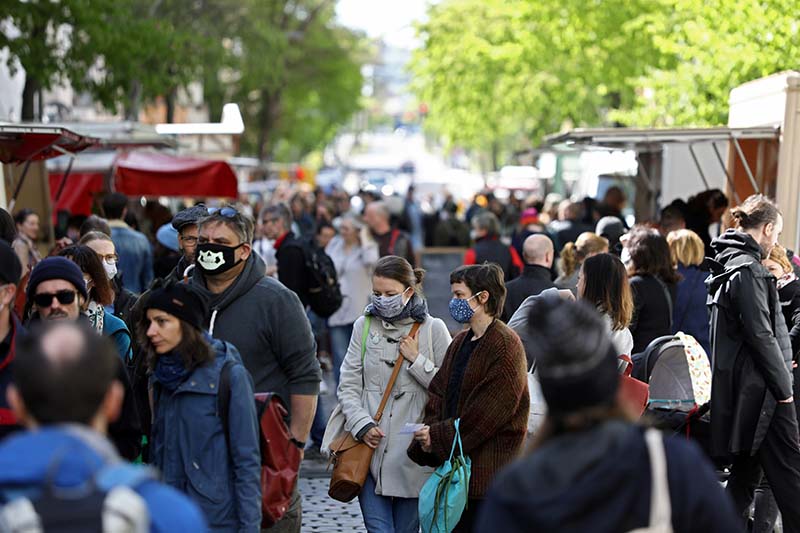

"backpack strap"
[217,359,237,451]
[642,428,672,529]
[388,229,401,255]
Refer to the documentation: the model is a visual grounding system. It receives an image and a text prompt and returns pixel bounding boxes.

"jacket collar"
[522,264,552,280]
[172,345,228,396]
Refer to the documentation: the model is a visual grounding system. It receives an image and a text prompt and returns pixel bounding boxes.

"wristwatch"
[289,437,306,449]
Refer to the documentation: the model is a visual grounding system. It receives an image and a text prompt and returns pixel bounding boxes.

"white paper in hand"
[400,423,425,435]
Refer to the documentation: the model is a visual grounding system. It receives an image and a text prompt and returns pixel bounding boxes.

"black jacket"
[275,233,311,307]
[501,265,556,322]
[629,274,674,354]
[777,280,800,359]
[477,421,741,533]
[708,230,793,459]
[469,237,520,282]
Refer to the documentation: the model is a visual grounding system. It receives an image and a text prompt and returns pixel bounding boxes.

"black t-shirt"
[446,333,481,419]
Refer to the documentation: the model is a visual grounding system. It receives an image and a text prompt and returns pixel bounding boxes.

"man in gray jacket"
[189,206,321,533]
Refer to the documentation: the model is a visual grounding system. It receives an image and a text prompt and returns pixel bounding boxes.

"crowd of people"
[0,181,798,532]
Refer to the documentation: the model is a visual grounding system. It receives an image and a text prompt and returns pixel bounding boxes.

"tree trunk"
[21,76,40,121]
[125,80,142,121]
[166,87,177,123]
[491,140,500,171]
[257,89,282,161]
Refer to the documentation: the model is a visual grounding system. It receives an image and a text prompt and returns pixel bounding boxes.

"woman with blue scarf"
[334,255,452,533]
[139,282,261,532]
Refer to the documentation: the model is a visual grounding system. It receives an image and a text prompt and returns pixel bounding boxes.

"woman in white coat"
[577,252,634,357]
[325,214,380,386]
[336,255,452,533]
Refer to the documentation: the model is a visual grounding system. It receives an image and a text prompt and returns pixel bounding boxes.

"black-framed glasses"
[33,290,77,308]
[180,235,198,244]
[209,206,238,218]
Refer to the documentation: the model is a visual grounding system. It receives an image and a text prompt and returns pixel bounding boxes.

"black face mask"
[196,243,244,275]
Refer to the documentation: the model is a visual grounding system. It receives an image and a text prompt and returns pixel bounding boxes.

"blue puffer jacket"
[672,264,711,357]
[150,338,261,532]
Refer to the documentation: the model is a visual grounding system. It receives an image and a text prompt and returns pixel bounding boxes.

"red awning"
[0,125,98,163]
[114,151,238,198]
[49,172,105,216]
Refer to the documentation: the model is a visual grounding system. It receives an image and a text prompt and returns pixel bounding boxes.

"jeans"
[330,324,354,389]
[727,402,800,533]
[358,474,419,533]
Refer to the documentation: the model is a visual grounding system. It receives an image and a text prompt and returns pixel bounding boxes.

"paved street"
[300,475,366,532]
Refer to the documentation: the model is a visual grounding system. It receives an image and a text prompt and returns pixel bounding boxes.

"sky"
[336,0,432,49]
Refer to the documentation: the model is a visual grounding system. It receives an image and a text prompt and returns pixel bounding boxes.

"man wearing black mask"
[189,206,320,533]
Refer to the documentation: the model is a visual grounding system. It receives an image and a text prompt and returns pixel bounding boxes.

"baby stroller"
[632,332,715,461]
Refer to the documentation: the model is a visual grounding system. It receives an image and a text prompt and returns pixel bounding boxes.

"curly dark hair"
[58,245,115,305]
[449,263,506,318]
[626,228,680,285]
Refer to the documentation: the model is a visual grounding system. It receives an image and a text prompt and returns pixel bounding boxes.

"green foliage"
[413,0,800,165]
[2,0,364,161]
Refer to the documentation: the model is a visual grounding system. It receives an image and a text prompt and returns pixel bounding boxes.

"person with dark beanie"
[408,263,528,532]
[0,241,24,440]
[139,281,261,531]
[476,296,741,533]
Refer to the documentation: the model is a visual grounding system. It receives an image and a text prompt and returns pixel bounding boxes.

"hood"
[490,421,641,528]
[706,229,763,296]
[711,229,764,264]
[0,426,118,490]
[190,252,267,316]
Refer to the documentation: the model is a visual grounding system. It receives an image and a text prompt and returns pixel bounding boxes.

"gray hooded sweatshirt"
[190,252,321,402]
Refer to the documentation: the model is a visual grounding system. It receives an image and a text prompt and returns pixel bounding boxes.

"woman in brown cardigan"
[408,263,529,532]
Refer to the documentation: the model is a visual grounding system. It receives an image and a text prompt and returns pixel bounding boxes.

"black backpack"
[295,238,343,318]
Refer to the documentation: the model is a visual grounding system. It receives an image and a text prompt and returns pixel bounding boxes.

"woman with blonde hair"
[763,244,800,357]
[556,232,608,291]
[667,229,710,355]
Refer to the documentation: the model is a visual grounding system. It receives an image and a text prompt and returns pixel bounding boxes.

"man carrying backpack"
[263,203,314,306]
[0,321,206,532]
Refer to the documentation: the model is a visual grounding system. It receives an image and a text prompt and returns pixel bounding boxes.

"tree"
[610,0,800,126]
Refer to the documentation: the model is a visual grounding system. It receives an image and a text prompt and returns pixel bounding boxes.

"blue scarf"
[154,353,191,392]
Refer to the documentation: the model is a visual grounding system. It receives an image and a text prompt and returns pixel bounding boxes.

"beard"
[42,310,71,321]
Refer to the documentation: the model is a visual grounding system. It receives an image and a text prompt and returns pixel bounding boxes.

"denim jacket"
[150,339,261,532]
[110,221,153,294]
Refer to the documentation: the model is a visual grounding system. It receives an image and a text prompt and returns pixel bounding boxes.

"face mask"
[371,287,410,320]
[196,243,244,275]
[469,229,479,241]
[103,260,117,281]
[449,292,482,324]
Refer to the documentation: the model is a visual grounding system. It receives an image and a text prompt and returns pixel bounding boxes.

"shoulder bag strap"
[373,321,421,423]
[388,229,400,255]
[643,428,672,530]
[361,316,372,363]
[654,276,674,330]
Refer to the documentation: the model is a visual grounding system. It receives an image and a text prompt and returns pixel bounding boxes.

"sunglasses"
[33,290,78,308]
[208,206,238,218]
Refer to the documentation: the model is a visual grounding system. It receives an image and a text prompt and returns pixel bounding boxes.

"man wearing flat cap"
[169,204,209,283]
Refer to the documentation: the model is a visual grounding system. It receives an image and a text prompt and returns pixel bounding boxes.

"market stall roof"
[543,125,780,151]
[0,124,99,163]
[52,122,176,149]
[114,150,237,198]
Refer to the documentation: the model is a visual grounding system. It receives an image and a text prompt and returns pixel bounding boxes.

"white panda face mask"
[196,243,244,275]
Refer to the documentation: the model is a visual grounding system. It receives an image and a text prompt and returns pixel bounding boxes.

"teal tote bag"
[419,418,471,533]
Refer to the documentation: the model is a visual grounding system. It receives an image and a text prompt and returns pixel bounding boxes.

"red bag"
[219,363,301,527]
[617,354,649,417]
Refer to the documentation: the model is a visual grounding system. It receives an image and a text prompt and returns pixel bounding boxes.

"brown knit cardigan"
[407,319,529,498]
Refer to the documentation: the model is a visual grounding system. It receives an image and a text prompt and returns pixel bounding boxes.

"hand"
[363,427,385,449]
[557,289,575,301]
[399,335,419,363]
[779,396,795,404]
[414,425,432,453]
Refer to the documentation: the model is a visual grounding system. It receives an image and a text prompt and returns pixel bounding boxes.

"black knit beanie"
[526,295,619,415]
[144,282,207,331]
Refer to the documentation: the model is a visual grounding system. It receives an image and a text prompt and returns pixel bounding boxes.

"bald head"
[523,234,554,268]
[11,321,122,429]
[363,201,391,233]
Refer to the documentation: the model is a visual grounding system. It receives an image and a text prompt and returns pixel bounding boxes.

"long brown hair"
[560,232,608,278]
[626,227,680,285]
[58,245,114,306]
[137,312,215,373]
[581,253,633,331]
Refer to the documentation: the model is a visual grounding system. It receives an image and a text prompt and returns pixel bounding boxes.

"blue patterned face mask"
[449,292,483,324]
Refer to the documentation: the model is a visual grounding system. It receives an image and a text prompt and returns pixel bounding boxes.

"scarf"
[365,292,428,323]
[85,300,104,333]
[154,352,191,392]
[778,271,798,291]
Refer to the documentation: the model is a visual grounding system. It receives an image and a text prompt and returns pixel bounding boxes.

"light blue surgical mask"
[371,287,411,320]
[449,292,483,323]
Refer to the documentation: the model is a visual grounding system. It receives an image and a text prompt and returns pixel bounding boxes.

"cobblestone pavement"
[299,475,366,532]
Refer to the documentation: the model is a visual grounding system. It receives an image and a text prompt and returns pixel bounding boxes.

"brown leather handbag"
[328,321,421,502]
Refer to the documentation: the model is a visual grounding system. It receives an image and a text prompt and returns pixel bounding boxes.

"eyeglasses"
[180,235,198,244]
[209,206,239,218]
[98,254,119,264]
[262,217,279,225]
[33,290,77,308]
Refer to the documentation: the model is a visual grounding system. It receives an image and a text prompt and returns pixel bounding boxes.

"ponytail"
[560,242,579,278]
